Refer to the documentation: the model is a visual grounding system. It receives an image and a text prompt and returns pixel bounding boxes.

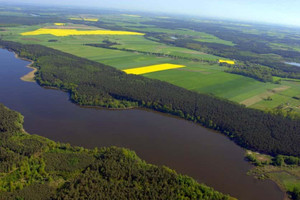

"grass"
[105,34,223,61]
[241,86,291,107]
[269,171,300,191]
[193,32,235,46]
[144,62,280,102]
[126,26,235,46]
[251,79,300,113]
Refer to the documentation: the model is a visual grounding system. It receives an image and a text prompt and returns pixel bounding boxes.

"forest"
[224,63,276,83]
[1,40,300,158]
[0,103,233,199]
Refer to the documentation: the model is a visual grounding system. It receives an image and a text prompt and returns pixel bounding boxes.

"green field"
[270,171,300,191]
[2,21,300,114]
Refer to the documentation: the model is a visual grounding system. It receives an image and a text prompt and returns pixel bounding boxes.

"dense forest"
[0,103,233,199]
[224,63,275,83]
[1,40,300,158]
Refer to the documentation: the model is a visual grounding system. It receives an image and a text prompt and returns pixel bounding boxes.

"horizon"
[2,0,300,28]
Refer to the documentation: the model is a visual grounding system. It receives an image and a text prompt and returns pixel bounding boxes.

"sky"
[3,0,300,27]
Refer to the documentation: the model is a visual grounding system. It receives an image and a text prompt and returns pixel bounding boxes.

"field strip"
[219,59,235,65]
[54,23,65,26]
[123,63,186,75]
[240,86,291,107]
[69,17,99,22]
[177,68,211,74]
[21,28,144,36]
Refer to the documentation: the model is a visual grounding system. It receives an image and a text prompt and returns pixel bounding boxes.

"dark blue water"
[0,49,283,200]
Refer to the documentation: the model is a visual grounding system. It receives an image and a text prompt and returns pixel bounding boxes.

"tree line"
[1,40,300,158]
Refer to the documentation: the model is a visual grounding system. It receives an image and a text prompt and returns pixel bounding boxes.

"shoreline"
[20,64,37,82]
[5,48,287,199]
[14,52,37,82]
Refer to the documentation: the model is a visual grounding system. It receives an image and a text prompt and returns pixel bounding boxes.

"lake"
[285,62,300,67]
[0,49,283,200]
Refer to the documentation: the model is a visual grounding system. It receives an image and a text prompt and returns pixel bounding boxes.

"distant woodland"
[143,20,300,80]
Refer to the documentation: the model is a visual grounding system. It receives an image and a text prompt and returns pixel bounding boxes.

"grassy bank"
[246,151,300,200]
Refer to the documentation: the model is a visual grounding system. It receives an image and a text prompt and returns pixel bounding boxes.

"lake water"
[285,62,300,67]
[0,49,283,200]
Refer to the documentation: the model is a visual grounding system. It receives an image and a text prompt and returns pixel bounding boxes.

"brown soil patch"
[240,86,291,107]
[182,51,207,55]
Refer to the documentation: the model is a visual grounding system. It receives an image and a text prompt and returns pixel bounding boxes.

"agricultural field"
[143,62,280,102]
[219,60,235,65]
[21,28,145,36]
[1,15,300,115]
[123,63,186,75]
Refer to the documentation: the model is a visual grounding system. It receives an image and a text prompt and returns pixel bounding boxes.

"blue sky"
[3,0,300,27]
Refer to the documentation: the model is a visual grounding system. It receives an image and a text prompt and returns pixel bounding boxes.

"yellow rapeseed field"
[69,17,82,21]
[123,63,186,75]
[83,18,99,22]
[54,23,65,26]
[21,28,145,37]
[219,60,235,65]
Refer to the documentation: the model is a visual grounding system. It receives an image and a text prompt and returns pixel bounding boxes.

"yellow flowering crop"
[83,18,99,22]
[21,28,145,36]
[123,63,186,75]
[219,60,235,65]
[69,17,82,21]
[54,23,65,26]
